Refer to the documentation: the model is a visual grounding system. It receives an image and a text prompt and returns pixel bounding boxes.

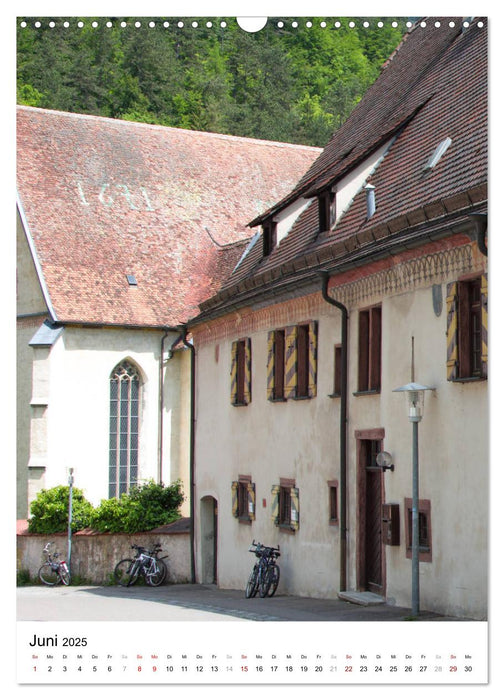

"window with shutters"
[267,321,318,401]
[446,275,487,381]
[230,338,252,405]
[271,479,299,532]
[231,476,255,523]
[404,498,432,562]
[109,360,141,499]
[356,306,381,393]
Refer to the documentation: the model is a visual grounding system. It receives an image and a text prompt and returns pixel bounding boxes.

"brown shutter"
[481,273,488,378]
[267,331,275,400]
[446,282,458,381]
[244,338,252,404]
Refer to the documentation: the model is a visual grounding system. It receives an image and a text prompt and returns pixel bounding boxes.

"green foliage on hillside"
[17,17,405,146]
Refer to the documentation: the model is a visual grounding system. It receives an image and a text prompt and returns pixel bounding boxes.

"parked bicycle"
[245,540,280,598]
[38,542,71,586]
[114,543,168,587]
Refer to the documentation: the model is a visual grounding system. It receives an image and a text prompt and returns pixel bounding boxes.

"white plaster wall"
[26,327,191,514]
[193,269,488,619]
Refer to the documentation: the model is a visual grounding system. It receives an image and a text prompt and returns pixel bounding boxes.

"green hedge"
[27,480,184,534]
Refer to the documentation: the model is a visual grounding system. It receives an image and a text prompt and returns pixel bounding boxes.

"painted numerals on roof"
[76,181,155,211]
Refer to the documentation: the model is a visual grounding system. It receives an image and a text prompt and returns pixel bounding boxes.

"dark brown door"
[358,437,384,594]
[365,462,383,593]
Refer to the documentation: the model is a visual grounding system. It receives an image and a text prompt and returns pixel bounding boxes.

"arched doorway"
[200,496,218,584]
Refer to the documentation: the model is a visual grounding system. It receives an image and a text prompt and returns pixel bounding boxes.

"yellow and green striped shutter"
[230,341,238,404]
[271,485,280,525]
[481,272,488,378]
[231,481,239,518]
[267,331,275,400]
[247,482,256,520]
[284,325,298,399]
[290,487,300,531]
[446,281,458,381]
[308,320,318,398]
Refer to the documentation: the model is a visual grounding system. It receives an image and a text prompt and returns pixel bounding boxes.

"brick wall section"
[17,519,191,585]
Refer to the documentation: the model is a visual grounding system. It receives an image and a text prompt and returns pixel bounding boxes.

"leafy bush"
[89,480,184,533]
[28,485,94,534]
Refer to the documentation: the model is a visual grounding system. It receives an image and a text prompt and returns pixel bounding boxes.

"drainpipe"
[158,330,170,484]
[180,325,196,584]
[320,271,349,593]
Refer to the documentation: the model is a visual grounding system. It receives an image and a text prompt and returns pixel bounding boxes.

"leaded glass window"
[109,361,140,498]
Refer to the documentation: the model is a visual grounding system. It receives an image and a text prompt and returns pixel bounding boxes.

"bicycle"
[245,540,280,598]
[114,543,168,587]
[38,543,71,586]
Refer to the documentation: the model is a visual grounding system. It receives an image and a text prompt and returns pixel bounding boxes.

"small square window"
[328,480,338,524]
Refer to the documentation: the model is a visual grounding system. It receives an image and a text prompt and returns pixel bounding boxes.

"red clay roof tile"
[17,108,320,327]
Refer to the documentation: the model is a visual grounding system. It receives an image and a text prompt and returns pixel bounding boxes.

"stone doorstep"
[338,590,386,606]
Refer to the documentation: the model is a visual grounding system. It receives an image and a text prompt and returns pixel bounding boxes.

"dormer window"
[318,190,336,233]
[262,219,277,256]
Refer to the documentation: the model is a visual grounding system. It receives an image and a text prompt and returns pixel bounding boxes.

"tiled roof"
[196,17,487,319]
[17,107,321,327]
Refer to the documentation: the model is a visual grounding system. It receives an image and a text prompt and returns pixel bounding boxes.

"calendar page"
[10,1,499,697]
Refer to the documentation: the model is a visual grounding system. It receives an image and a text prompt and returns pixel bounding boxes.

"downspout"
[180,325,196,584]
[158,330,185,484]
[320,271,349,593]
[158,330,170,484]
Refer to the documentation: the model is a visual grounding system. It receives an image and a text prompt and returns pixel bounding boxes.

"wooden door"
[356,433,385,595]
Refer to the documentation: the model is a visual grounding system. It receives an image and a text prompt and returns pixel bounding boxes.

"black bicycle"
[38,542,71,586]
[114,543,168,587]
[245,540,280,598]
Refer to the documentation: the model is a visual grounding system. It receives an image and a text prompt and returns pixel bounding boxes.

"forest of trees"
[17,17,406,147]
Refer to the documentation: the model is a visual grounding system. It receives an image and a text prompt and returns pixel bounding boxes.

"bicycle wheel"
[114,559,138,586]
[146,560,167,587]
[59,563,71,586]
[245,564,259,598]
[38,563,59,586]
[266,564,280,597]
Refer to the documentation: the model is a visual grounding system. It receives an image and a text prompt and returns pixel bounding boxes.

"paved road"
[17,583,458,622]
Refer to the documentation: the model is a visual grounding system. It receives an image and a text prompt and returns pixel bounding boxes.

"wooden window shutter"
[481,273,488,378]
[370,307,381,391]
[244,338,252,404]
[290,487,300,531]
[267,331,275,400]
[308,320,318,398]
[230,341,238,404]
[271,485,280,525]
[247,482,256,520]
[446,281,459,381]
[231,481,239,518]
[358,310,370,391]
[284,325,298,399]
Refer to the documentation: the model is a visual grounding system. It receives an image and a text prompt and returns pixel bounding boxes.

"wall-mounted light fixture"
[376,451,395,472]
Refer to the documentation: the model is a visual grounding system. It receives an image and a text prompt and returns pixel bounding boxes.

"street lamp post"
[67,468,74,574]
[393,382,434,617]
